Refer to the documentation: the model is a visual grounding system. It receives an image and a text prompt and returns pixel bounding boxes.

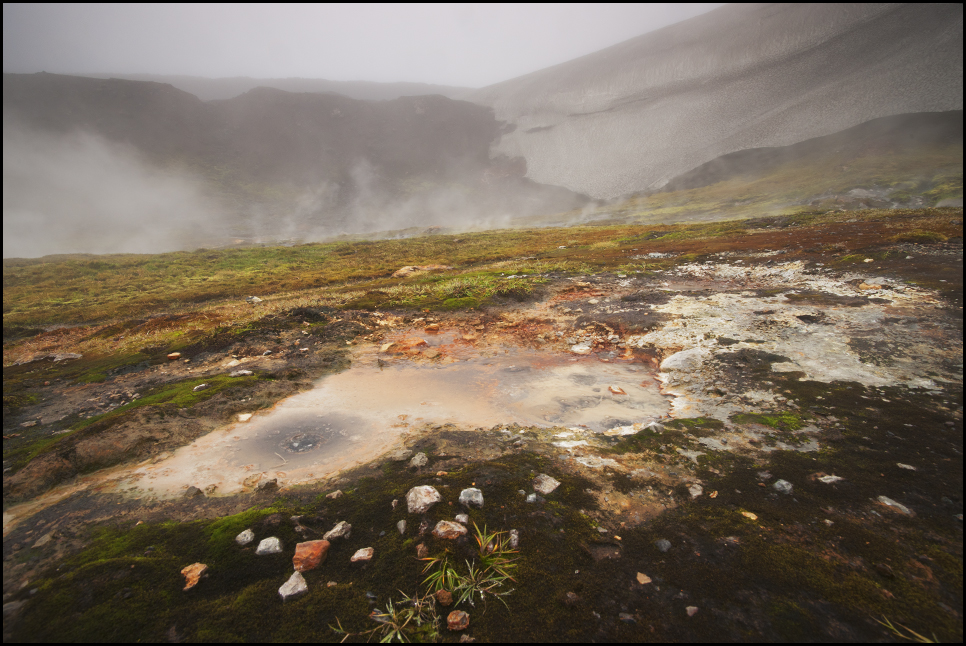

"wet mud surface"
[2,213,963,642]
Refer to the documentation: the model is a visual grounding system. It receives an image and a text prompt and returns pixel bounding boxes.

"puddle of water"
[111,332,667,499]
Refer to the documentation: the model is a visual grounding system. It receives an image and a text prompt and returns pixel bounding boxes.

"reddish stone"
[181,563,208,590]
[432,520,468,540]
[447,610,470,631]
[435,589,453,606]
[293,540,330,572]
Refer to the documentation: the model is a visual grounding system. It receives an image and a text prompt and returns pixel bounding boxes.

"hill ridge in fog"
[468,2,963,199]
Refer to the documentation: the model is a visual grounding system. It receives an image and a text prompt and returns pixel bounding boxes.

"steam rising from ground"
[3,124,226,258]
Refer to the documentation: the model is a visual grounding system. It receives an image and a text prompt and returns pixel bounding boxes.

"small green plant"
[421,523,518,610]
[331,591,440,643]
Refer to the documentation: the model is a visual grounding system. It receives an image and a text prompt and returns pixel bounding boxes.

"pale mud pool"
[26,331,668,507]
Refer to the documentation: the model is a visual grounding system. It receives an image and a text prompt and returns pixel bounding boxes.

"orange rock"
[167,352,182,361]
[425,324,440,332]
[609,386,627,395]
[447,610,470,631]
[181,563,208,590]
[435,589,453,606]
[293,540,330,572]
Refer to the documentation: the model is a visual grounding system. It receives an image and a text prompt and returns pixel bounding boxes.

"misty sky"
[3,3,722,87]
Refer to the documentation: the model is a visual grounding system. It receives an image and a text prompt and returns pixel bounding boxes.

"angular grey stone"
[256,537,283,555]
[533,474,561,495]
[255,478,278,492]
[655,539,672,552]
[279,571,307,601]
[410,452,429,468]
[455,514,469,525]
[406,485,442,514]
[184,486,204,498]
[235,528,255,545]
[323,521,352,541]
[458,487,484,508]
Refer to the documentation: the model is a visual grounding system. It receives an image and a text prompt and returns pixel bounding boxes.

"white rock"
[458,487,484,508]
[410,452,429,468]
[897,463,916,471]
[509,529,520,549]
[323,521,352,541]
[397,520,407,535]
[279,571,307,600]
[350,547,374,562]
[406,485,442,514]
[455,514,469,525]
[192,383,210,392]
[818,475,844,484]
[235,528,255,545]
[878,496,913,516]
[237,413,253,422]
[660,348,709,373]
[230,369,254,377]
[256,537,283,555]
[570,342,593,355]
[533,474,561,495]
[688,484,704,499]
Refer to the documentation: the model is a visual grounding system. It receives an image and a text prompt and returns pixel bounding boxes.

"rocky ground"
[2,212,963,642]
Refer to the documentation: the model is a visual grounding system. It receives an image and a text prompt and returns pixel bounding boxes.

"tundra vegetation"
[2,205,963,642]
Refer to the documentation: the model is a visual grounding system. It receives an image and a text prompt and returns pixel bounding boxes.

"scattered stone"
[20,421,37,428]
[192,383,210,392]
[351,547,374,562]
[526,494,538,504]
[279,571,308,601]
[410,452,429,468]
[293,540,330,572]
[323,521,352,541]
[181,563,208,590]
[256,537,283,555]
[570,342,593,355]
[655,539,672,552]
[326,490,344,500]
[380,342,395,353]
[32,533,53,549]
[397,520,407,535]
[230,369,254,377]
[246,296,263,304]
[878,496,914,516]
[433,521,468,539]
[416,543,429,559]
[533,474,561,495]
[327,581,338,587]
[772,479,793,494]
[688,484,704,499]
[636,572,652,585]
[435,589,453,606]
[563,591,580,606]
[255,478,278,493]
[392,265,453,278]
[184,486,204,498]
[447,610,470,631]
[858,282,882,290]
[819,475,844,484]
[509,529,520,549]
[608,385,627,395]
[418,520,431,535]
[741,511,758,521]
[458,488,484,508]
[897,463,917,471]
[406,485,442,513]
[619,612,636,623]
[455,514,469,525]
[686,606,699,617]
[235,529,255,545]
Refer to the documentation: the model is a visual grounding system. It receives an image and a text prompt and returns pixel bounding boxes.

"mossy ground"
[3,206,962,641]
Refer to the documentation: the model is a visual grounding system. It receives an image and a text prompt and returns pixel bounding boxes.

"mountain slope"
[469,3,963,199]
